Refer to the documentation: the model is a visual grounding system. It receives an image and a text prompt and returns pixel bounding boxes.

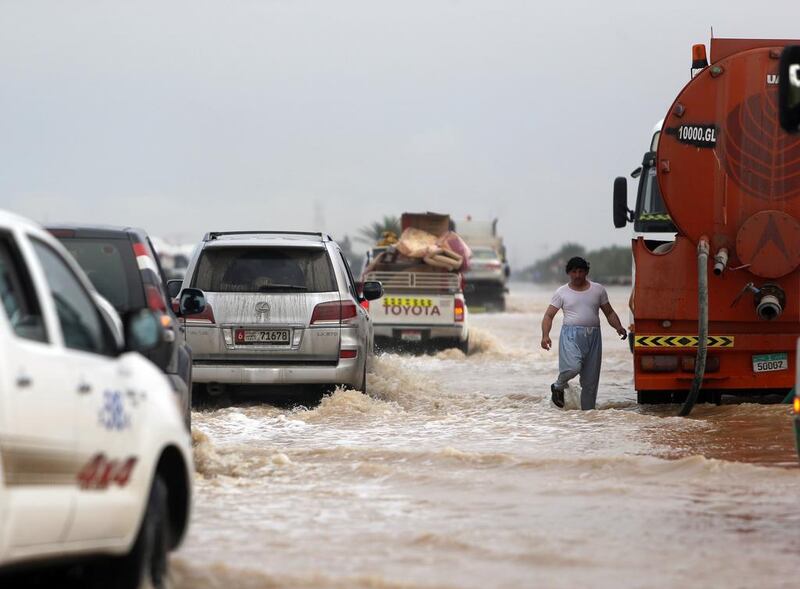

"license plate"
[400,330,422,342]
[235,328,291,345]
[752,353,788,373]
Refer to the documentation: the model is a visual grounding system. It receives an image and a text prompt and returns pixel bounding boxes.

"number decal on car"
[77,454,138,489]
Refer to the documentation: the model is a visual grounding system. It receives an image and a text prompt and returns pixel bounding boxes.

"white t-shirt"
[550,282,609,327]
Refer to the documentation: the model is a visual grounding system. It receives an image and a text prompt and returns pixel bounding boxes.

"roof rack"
[202,231,331,242]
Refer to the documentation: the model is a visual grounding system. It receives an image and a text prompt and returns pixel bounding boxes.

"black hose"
[679,239,709,417]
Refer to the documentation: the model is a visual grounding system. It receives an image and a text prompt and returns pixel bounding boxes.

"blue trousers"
[555,325,602,410]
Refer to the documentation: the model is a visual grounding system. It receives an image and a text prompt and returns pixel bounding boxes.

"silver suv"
[170,231,383,398]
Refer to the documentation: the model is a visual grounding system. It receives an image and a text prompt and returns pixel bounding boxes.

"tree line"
[517,243,631,284]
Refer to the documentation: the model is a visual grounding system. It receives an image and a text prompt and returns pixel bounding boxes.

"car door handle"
[16,374,32,388]
[77,381,92,394]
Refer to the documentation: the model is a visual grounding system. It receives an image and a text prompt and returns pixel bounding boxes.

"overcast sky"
[1,0,798,267]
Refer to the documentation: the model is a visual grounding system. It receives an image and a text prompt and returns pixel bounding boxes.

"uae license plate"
[400,330,422,342]
[752,353,788,373]
[235,328,291,345]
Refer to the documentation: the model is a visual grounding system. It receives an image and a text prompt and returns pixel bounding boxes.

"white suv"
[0,210,193,588]
[171,231,383,398]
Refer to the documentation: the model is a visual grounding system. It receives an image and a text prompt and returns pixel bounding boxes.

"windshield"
[193,246,337,293]
[634,165,676,233]
[471,248,499,260]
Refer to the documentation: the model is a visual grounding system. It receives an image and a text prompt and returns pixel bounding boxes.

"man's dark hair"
[565,256,590,273]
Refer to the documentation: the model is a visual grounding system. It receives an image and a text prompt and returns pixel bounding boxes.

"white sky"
[1,0,798,267]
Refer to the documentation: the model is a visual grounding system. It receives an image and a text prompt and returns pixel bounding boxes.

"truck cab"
[614,120,677,246]
[613,120,677,353]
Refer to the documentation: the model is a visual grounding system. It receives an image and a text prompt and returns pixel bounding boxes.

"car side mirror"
[167,279,183,299]
[125,309,161,352]
[179,288,206,316]
[361,280,384,301]
[779,45,800,133]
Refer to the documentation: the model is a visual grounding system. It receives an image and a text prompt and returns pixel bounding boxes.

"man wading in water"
[540,257,627,409]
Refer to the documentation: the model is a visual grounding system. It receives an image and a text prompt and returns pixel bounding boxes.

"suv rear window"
[58,238,144,312]
[193,246,337,293]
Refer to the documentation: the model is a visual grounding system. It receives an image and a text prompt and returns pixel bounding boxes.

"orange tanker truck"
[614,38,800,411]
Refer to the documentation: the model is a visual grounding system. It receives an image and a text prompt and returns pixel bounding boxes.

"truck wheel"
[637,390,673,404]
[89,476,170,589]
[458,337,469,355]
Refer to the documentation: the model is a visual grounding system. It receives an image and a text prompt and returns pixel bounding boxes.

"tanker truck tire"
[637,390,671,404]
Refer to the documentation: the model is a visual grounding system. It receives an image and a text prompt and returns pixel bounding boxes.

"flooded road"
[175,284,799,589]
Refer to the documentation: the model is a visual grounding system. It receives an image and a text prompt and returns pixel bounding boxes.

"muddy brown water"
[174,284,799,589]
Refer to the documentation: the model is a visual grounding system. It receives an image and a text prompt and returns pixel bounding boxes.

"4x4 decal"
[77,454,138,489]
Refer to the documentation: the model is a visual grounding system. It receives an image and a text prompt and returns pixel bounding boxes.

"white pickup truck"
[362,212,470,352]
[363,266,469,352]
[0,210,194,588]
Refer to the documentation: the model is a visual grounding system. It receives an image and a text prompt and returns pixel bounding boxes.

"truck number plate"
[752,353,788,373]
[400,330,422,342]
[235,328,291,345]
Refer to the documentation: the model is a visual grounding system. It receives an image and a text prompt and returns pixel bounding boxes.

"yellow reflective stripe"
[383,297,433,307]
[634,335,734,348]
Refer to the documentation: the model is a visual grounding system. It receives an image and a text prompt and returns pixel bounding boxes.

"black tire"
[637,390,675,404]
[359,359,368,395]
[458,337,469,355]
[89,476,170,589]
[185,382,192,431]
[183,363,192,430]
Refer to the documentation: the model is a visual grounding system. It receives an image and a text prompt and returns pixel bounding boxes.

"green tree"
[356,215,401,244]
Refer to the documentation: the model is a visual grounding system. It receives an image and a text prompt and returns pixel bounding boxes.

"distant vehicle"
[463,246,507,311]
[48,225,193,427]
[363,213,469,353]
[171,231,383,397]
[454,217,509,310]
[0,210,194,588]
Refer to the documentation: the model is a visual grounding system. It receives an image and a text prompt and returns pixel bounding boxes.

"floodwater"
[174,283,799,589]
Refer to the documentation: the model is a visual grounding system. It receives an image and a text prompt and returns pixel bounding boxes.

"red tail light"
[339,349,358,359]
[454,298,465,322]
[311,301,358,324]
[185,303,216,324]
[144,284,167,313]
